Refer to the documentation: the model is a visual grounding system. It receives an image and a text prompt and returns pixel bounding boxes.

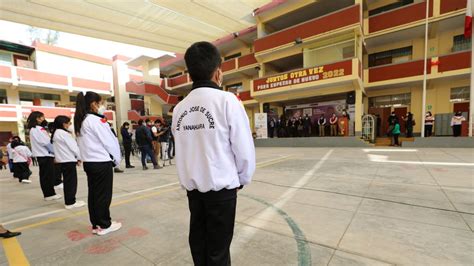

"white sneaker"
[92,228,99,235]
[21,179,32,184]
[97,221,122,236]
[44,194,62,201]
[54,183,64,190]
[65,200,86,210]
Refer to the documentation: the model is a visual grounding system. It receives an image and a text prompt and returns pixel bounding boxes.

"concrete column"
[7,88,19,105]
[354,88,363,136]
[112,57,132,127]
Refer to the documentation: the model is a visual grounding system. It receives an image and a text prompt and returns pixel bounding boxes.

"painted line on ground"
[2,237,30,266]
[233,149,333,264]
[363,148,418,152]
[367,154,474,166]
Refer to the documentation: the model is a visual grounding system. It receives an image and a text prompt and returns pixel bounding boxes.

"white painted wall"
[35,51,113,82]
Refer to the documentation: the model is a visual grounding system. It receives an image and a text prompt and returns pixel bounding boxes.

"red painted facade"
[72,77,110,91]
[438,51,471,72]
[125,81,178,104]
[17,68,68,86]
[27,106,74,119]
[222,59,237,72]
[254,5,360,53]
[168,74,189,87]
[369,1,433,33]
[440,0,467,14]
[239,91,253,101]
[0,65,11,79]
[368,60,431,82]
[238,54,258,68]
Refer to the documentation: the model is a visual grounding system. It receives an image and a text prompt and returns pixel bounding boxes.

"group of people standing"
[268,111,350,138]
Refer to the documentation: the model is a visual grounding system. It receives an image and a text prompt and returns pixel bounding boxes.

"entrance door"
[368,107,391,137]
[394,107,407,133]
[454,102,470,118]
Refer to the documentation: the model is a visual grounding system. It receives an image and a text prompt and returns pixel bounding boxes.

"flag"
[466,0,472,38]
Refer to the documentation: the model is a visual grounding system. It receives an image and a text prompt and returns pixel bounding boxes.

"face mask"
[40,120,48,127]
[67,125,74,132]
[98,105,106,115]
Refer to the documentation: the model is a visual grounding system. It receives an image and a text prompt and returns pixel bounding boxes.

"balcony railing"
[15,59,35,69]
[369,1,433,33]
[126,81,178,104]
[239,91,253,101]
[238,53,258,68]
[440,0,467,14]
[438,51,471,73]
[168,74,190,87]
[0,104,115,121]
[0,65,112,93]
[222,58,237,72]
[368,59,430,83]
[254,5,360,53]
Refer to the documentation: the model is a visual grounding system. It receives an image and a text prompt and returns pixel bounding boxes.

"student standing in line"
[120,122,134,169]
[451,111,466,137]
[74,91,122,236]
[159,122,172,167]
[151,119,163,165]
[424,111,435,137]
[172,42,255,266]
[11,138,32,184]
[51,115,86,209]
[48,122,64,190]
[329,113,338,136]
[318,114,326,137]
[6,136,19,176]
[27,111,62,201]
[135,119,160,170]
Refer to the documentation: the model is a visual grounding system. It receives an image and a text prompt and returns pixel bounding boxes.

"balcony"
[368,59,430,83]
[15,59,35,69]
[0,105,19,121]
[239,91,253,102]
[0,65,112,94]
[238,53,258,68]
[368,1,433,34]
[440,0,467,14]
[127,110,162,122]
[222,58,237,72]
[168,74,190,87]
[253,59,354,93]
[254,5,360,53]
[126,81,179,104]
[0,104,115,121]
[438,51,471,73]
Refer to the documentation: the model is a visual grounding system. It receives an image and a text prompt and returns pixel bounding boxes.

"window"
[0,89,7,104]
[224,53,241,61]
[369,0,414,16]
[450,86,470,102]
[369,46,413,67]
[69,95,77,103]
[169,72,183,78]
[369,93,411,108]
[453,35,472,52]
[225,83,243,93]
[304,40,355,68]
[19,91,60,101]
[129,94,144,100]
[0,51,12,66]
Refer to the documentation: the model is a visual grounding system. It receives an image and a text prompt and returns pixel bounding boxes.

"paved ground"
[0,147,473,265]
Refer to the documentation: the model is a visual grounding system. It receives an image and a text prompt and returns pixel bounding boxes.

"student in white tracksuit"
[51,115,85,210]
[74,91,122,236]
[27,111,61,201]
[172,42,256,266]
[11,138,32,184]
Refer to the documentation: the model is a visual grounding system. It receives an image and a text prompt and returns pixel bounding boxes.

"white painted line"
[363,149,418,152]
[367,154,474,166]
[1,181,181,226]
[234,149,334,253]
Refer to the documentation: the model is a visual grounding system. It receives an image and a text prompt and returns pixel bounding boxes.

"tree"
[27,26,60,45]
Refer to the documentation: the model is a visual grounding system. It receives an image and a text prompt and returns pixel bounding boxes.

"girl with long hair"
[74,91,122,236]
[27,111,61,200]
[11,138,32,184]
[51,115,85,209]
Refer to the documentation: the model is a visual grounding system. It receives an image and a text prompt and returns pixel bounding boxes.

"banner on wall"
[254,113,268,139]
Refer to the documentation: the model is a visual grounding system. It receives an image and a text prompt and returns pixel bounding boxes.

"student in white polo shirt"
[51,115,85,210]
[27,111,61,201]
[172,42,256,265]
[74,91,122,236]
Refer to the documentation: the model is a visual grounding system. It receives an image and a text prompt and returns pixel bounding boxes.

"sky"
[0,20,172,59]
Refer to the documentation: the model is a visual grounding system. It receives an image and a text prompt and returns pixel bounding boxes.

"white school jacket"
[77,114,121,166]
[30,126,54,157]
[52,129,80,163]
[171,86,256,193]
[12,145,32,163]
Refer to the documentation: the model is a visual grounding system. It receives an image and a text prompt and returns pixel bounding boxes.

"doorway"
[394,107,407,133]
[454,102,469,118]
[369,107,391,137]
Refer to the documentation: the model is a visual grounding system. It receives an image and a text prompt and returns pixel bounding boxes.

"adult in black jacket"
[120,122,134,168]
[135,119,159,170]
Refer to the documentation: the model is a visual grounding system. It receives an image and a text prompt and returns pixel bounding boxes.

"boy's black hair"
[184,42,222,82]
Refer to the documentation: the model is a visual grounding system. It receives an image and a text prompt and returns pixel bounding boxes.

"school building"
[0,0,471,142]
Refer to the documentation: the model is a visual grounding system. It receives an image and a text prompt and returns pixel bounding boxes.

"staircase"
[375,137,415,146]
